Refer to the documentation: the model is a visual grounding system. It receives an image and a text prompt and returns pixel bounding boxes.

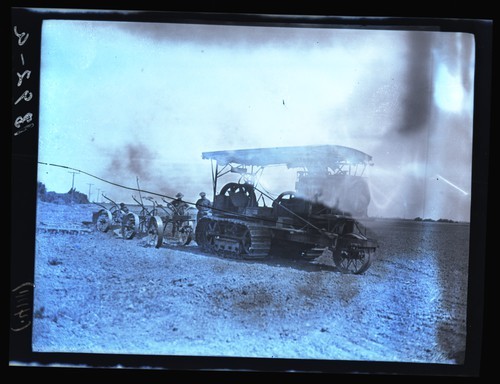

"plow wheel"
[332,246,373,275]
[147,216,164,248]
[178,224,193,246]
[96,209,112,232]
[164,221,175,240]
[121,212,139,240]
[160,218,193,246]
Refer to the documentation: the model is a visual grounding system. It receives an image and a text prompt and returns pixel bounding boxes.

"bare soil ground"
[31,201,469,368]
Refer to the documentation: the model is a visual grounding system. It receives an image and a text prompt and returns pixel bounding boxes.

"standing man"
[195,192,212,221]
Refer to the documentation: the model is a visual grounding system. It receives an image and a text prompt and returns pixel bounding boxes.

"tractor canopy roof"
[202,145,373,168]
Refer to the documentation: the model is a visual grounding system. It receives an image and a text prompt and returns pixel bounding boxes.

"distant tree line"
[413,217,458,223]
[38,182,90,204]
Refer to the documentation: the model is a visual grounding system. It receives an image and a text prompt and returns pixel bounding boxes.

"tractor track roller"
[195,217,272,260]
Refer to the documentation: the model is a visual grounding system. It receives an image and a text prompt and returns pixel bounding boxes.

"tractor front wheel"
[333,246,373,274]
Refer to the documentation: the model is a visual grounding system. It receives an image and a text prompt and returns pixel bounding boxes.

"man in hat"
[119,202,129,214]
[118,202,129,222]
[169,192,190,238]
[195,191,212,221]
[171,192,188,216]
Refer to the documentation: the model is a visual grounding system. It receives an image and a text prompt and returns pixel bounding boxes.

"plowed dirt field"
[31,201,470,370]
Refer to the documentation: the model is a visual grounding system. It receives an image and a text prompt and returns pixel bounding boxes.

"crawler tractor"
[195,145,378,274]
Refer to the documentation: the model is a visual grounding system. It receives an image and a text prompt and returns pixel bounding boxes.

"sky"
[37,16,475,222]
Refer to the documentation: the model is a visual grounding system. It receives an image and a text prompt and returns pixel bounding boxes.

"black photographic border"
[9,4,492,380]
